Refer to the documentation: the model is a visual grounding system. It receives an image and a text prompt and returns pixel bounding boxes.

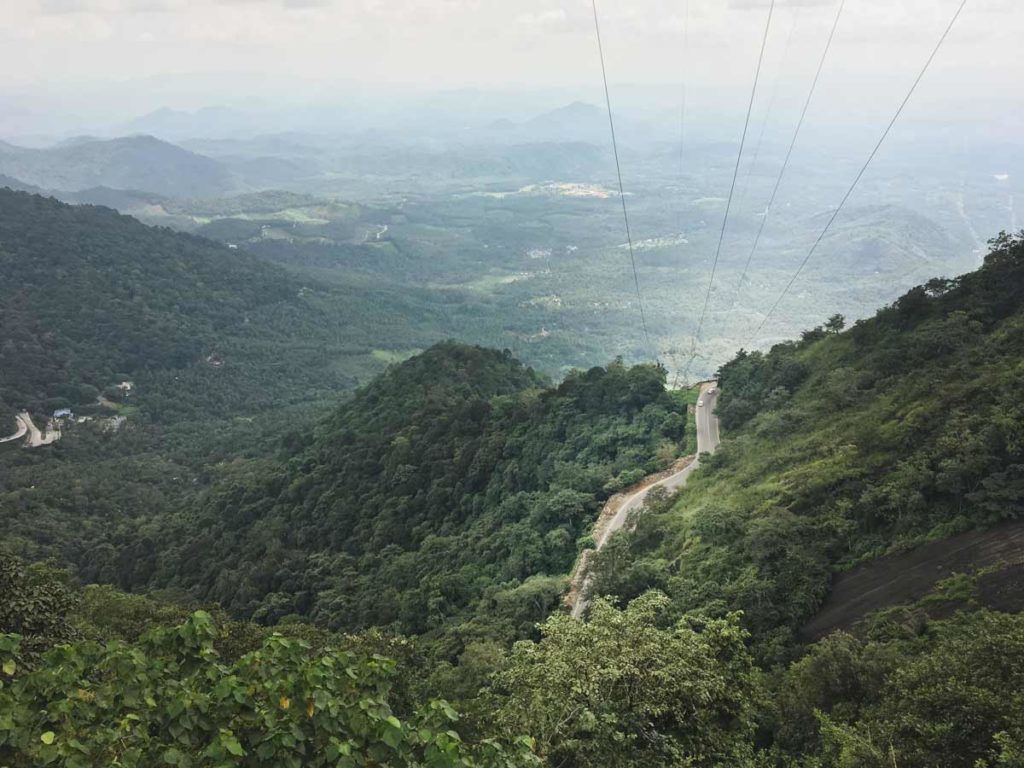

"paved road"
[17,411,60,448]
[0,414,28,444]
[571,381,722,618]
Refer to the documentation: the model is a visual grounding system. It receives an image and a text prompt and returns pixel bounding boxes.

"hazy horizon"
[3,0,1022,143]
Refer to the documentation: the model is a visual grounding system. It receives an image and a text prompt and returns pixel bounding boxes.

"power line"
[753,0,969,335]
[677,0,690,230]
[694,0,776,342]
[740,3,804,203]
[672,0,692,384]
[738,0,846,289]
[591,0,653,357]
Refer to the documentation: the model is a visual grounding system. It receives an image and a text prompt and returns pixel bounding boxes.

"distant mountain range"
[116,106,250,141]
[0,99,626,202]
[0,173,43,194]
[0,135,237,198]
[481,101,611,144]
[0,173,173,212]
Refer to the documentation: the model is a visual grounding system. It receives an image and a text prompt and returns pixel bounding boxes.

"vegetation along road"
[570,381,721,618]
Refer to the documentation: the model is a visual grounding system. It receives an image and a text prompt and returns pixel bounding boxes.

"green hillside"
[587,231,1024,657]
[0,189,291,408]
[2,186,1024,766]
[0,136,236,198]
[0,189,468,422]
[148,343,685,644]
[3,2,1022,762]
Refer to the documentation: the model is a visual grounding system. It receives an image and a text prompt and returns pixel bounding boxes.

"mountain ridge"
[0,135,238,198]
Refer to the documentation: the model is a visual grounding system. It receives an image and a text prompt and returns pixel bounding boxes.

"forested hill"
[0,135,236,198]
[149,343,686,647]
[590,231,1024,658]
[0,189,304,415]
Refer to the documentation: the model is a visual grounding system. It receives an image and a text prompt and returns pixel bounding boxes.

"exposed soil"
[801,521,1024,640]
[562,456,695,612]
[977,560,1024,614]
[589,456,695,551]
[0,414,28,444]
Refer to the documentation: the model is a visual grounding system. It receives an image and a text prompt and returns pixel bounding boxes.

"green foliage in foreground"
[0,557,79,664]
[489,593,758,768]
[770,609,1024,768]
[0,611,539,768]
[6,519,1024,766]
[587,232,1024,660]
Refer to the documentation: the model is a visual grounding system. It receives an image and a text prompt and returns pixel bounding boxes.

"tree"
[824,313,846,334]
[0,555,79,666]
[799,612,1024,768]
[489,593,758,767]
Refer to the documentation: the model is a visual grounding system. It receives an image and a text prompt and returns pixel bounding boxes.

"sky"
[0,0,1020,135]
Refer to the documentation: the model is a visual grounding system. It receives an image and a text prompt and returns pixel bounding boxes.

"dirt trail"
[566,382,720,618]
[563,455,695,612]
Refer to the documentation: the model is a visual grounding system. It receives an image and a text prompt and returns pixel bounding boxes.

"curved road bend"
[17,411,59,448]
[571,381,722,619]
[0,413,29,444]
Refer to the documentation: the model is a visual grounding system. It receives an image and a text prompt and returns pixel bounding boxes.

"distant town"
[0,380,134,449]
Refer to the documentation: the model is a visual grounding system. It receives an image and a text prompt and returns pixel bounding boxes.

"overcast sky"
[1,0,1020,133]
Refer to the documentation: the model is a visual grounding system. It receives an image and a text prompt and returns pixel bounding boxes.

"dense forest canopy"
[149,343,686,646]
[0,189,533,428]
[0,189,300,416]
[2,178,1024,766]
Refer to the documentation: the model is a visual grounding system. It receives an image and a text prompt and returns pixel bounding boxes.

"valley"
[2,210,1021,768]
[1,151,1023,766]
[1,123,1015,384]
[2,2,1024,761]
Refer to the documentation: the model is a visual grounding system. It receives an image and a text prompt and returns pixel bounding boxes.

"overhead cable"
[738,0,846,289]
[694,0,777,341]
[591,0,653,356]
[754,0,969,335]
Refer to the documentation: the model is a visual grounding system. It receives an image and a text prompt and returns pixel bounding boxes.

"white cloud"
[515,8,568,26]
[1,0,1018,100]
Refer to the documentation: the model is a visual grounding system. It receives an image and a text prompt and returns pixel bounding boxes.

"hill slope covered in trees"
[0,136,236,197]
[0,189,301,415]
[2,227,1024,766]
[588,232,1024,656]
[0,189,474,422]
[146,343,687,645]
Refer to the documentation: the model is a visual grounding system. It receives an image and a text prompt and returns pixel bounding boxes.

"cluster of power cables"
[589,0,970,379]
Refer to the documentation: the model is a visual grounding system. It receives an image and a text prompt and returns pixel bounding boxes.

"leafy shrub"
[0,611,539,767]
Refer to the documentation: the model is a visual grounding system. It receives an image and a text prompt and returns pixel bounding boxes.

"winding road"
[0,413,29,444]
[570,381,722,618]
[0,411,60,448]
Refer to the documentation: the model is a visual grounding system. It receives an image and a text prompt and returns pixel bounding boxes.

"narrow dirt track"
[16,411,60,448]
[567,382,721,618]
